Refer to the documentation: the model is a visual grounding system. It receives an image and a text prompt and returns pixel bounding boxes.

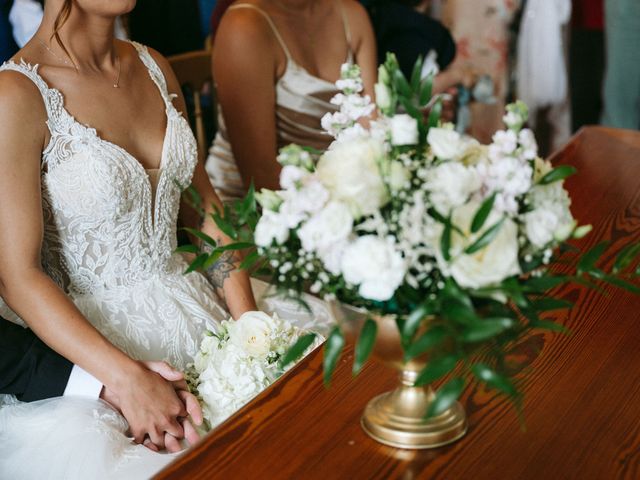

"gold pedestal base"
[361,373,467,449]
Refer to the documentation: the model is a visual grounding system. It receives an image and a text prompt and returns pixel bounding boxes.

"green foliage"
[279,333,318,369]
[538,165,577,185]
[353,318,378,375]
[427,377,465,417]
[323,327,345,386]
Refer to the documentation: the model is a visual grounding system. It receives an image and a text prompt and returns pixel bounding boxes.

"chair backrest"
[168,50,215,160]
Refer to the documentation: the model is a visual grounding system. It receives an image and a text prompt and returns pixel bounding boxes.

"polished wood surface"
[157,127,640,480]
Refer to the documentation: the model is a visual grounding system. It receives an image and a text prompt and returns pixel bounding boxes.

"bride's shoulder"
[0,64,48,122]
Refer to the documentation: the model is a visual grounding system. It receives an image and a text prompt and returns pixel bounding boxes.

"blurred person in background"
[0,0,18,62]
[601,0,640,130]
[205,0,377,200]
[570,0,604,131]
[440,0,521,143]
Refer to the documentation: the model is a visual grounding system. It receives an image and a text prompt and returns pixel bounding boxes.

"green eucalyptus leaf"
[404,326,448,361]
[531,319,569,333]
[530,298,573,311]
[471,193,497,234]
[280,333,318,368]
[426,377,465,417]
[461,317,514,343]
[471,363,517,397]
[465,217,506,255]
[577,241,609,274]
[181,227,217,247]
[239,250,260,270]
[323,327,345,386]
[538,165,577,185]
[414,353,460,386]
[217,242,255,251]
[402,302,433,339]
[523,275,570,293]
[399,97,422,121]
[202,250,223,270]
[184,253,209,274]
[175,244,199,254]
[613,243,640,273]
[602,275,640,294]
[352,318,378,375]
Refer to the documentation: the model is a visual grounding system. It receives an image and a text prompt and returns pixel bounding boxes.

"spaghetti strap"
[228,4,293,60]
[337,0,353,54]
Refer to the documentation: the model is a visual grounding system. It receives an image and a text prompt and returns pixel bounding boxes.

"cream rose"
[427,127,466,160]
[229,311,278,359]
[436,202,521,289]
[316,137,389,219]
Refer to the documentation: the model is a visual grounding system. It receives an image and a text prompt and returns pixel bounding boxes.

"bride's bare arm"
[0,72,187,447]
[148,50,259,318]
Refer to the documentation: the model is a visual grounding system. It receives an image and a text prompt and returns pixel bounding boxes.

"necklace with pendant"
[37,38,122,88]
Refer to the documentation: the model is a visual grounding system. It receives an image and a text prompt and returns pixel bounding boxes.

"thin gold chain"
[36,37,122,88]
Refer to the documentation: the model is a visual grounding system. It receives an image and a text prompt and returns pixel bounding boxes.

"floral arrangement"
[188,54,640,417]
[187,311,321,428]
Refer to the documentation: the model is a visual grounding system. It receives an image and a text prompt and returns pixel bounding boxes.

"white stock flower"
[424,162,481,215]
[316,137,389,219]
[477,155,533,214]
[336,77,363,93]
[435,201,521,289]
[523,182,574,248]
[340,235,406,301]
[518,128,538,160]
[321,111,351,137]
[229,311,278,359]
[502,110,522,130]
[279,179,329,220]
[298,201,354,253]
[332,93,375,120]
[280,165,308,190]
[490,130,518,157]
[390,114,419,146]
[254,211,290,247]
[427,127,467,160]
[255,189,283,212]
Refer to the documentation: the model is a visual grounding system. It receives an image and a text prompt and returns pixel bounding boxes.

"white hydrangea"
[477,155,533,214]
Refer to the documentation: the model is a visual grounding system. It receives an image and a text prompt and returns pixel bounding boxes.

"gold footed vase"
[331,302,467,449]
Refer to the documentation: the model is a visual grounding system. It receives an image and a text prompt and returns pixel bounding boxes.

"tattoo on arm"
[205,249,238,293]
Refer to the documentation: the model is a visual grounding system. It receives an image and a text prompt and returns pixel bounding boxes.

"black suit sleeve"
[0,318,73,402]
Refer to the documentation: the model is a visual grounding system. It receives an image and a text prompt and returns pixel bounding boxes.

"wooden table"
[157,127,640,480]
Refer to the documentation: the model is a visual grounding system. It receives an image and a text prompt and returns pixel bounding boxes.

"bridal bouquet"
[187,311,321,428]
[188,54,640,417]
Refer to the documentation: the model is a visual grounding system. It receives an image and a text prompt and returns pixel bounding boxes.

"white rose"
[425,162,481,215]
[316,137,389,219]
[390,114,419,146]
[254,211,289,247]
[341,235,406,301]
[427,127,467,160]
[374,82,392,111]
[229,311,277,359]
[436,202,521,289]
[298,201,354,253]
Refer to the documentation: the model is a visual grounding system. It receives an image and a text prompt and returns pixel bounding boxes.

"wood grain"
[157,127,640,480]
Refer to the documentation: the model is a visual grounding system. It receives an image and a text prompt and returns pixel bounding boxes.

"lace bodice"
[0,42,197,296]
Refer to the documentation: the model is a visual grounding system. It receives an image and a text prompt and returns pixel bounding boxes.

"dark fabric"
[0,318,73,402]
[570,28,604,131]
[1,0,18,63]
[572,0,604,30]
[128,0,203,56]
[210,0,235,41]
[367,1,456,79]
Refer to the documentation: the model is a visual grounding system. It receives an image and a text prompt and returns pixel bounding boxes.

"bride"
[0,0,330,478]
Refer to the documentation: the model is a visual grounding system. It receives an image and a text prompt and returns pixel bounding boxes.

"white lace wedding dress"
[0,42,332,479]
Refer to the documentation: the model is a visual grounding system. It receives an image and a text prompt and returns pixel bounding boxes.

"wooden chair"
[168,50,215,160]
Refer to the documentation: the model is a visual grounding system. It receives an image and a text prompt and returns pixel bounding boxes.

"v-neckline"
[12,43,174,232]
